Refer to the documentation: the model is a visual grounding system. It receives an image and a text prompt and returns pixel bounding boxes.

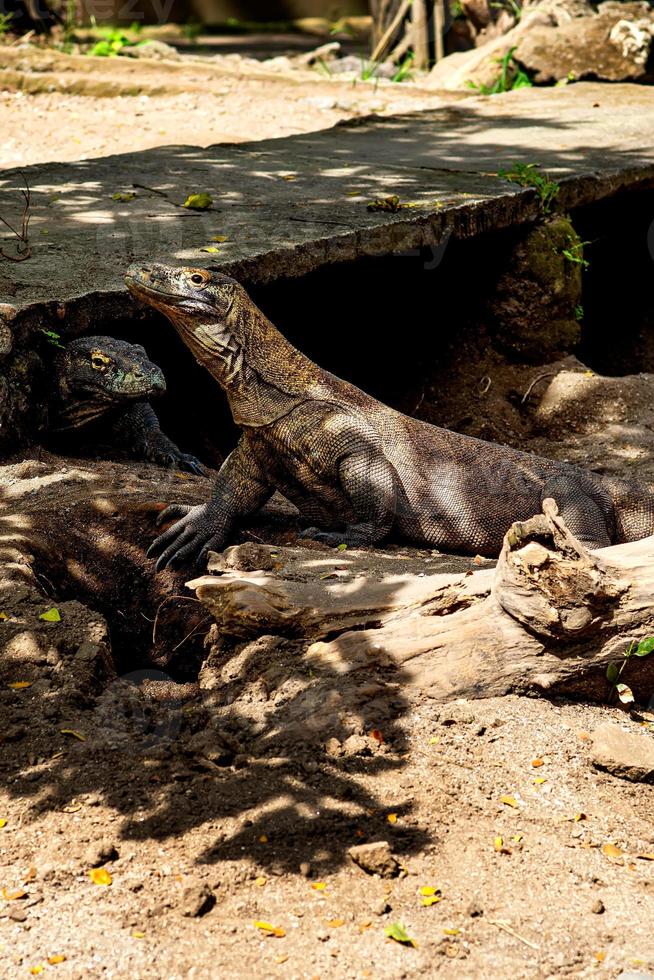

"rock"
[485,215,583,362]
[591,723,654,783]
[467,899,484,917]
[84,839,118,867]
[180,883,215,918]
[514,2,654,83]
[119,40,181,61]
[348,841,399,878]
[591,898,605,914]
[0,304,15,360]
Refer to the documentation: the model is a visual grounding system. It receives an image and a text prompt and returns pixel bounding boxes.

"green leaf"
[616,683,635,705]
[39,607,61,623]
[384,922,416,947]
[635,637,654,657]
[200,246,221,253]
[606,662,620,684]
[182,193,213,210]
[336,543,348,552]
[111,192,138,202]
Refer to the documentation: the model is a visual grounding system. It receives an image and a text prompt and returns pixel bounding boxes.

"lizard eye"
[91,351,112,371]
[188,270,210,287]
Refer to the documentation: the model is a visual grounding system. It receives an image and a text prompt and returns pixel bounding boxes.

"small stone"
[180,883,215,918]
[8,906,27,922]
[84,839,118,868]
[591,899,605,914]
[591,723,654,783]
[466,899,484,917]
[372,899,391,916]
[348,841,399,878]
[299,862,312,878]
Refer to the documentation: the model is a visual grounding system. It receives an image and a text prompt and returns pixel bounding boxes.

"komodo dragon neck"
[167,294,336,428]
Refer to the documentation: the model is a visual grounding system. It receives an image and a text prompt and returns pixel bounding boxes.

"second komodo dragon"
[125,263,654,569]
[49,335,203,474]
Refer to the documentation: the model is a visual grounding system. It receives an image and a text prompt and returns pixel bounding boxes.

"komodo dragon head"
[52,335,166,430]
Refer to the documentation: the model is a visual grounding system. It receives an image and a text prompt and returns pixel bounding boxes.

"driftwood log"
[189,500,654,706]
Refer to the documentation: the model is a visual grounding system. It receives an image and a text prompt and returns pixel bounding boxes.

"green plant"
[574,304,584,322]
[497,162,560,213]
[39,329,64,349]
[182,20,202,41]
[561,237,591,269]
[606,636,654,704]
[490,0,522,22]
[392,51,415,83]
[467,46,532,95]
[0,11,14,37]
[89,28,142,57]
[359,56,380,81]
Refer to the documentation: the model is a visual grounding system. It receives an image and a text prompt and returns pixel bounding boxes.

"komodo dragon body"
[125,263,654,570]
[48,335,203,473]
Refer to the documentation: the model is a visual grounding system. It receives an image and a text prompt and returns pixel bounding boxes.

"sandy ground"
[1,37,654,980]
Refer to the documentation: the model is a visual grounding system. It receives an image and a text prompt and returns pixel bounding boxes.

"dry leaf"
[131,931,145,939]
[2,887,27,900]
[60,729,86,741]
[595,950,606,962]
[533,777,546,785]
[327,918,345,928]
[253,920,286,938]
[7,681,32,690]
[311,882,327,891]
[0,612,8,620]
[24,867,37,883]
[419,886,439,896]
[0,818,6,829]
[443,928,460,935]
[531,758,544,768]
[88,868,112,886]
[370,729,384,744]
[47,955,66,964]
[422,895,442,907]
[601,843,624,862]
[387,813,398,824]
[574,813,587,822]
[500,795,518,808]
[212,235,229,242]
[254,876,267,887]
[258,834,268,844]
[29,967,44,976]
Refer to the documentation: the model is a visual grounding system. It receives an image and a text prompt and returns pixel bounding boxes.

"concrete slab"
[1,83,654,327]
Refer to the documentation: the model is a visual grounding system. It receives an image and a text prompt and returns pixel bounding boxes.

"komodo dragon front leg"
[148,439,273,570]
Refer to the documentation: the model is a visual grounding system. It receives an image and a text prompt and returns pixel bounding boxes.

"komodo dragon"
[125,263,654,570]
[47,335,204,474]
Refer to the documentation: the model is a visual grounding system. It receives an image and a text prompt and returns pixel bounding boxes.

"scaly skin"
[50,335,204,474]
[125,263,654,570]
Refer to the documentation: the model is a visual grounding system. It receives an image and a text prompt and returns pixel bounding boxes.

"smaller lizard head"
[57,336,167,404]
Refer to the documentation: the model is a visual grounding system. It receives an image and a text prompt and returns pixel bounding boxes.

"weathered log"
[190,502,654,705]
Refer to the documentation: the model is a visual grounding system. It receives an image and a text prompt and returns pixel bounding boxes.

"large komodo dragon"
[125,263,654,570]
[48,335,203,473]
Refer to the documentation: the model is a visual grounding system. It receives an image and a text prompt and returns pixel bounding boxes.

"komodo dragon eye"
[90,351,112,372]
[188,270,210,287]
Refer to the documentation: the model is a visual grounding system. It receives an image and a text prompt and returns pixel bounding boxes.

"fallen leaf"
[131,931,145,939]
[254,876,267,887]
[0,819,6,829]
[574,813,587,822]
[212,235,229,242]
[2,887,27,900]
[387,813,398,824]
[0,612,8,620]
[24,867,36,883]
[531,758,544,768]
[336,543,348,552]
[7,681,32,689]
[111,191,137,202]
[616,683,635,705]
[327,918,345,928]
[253,920,286,938]
[533,777,547,785]
[419,886,439,896]
[370,729,384,744]
[62,801,83,813]
[358,920,372,932]
[258,834,268,844]
[182,193,213,210]
[577,731,591,741]
[384,922,417,947]
[311,882,327,891]
[39,607,61,623]
[443,928,460,936]
[200,246,221,253]
[29,967,44,976]
[428,736,440,745]
[421,895,442,907]
[500,795,518,808]
[60,729,86,741]
[88,868,112,886]
[494,836,512,854]
[601,843,624,862]
[280,174,296,181]
[512,834,523,843]
[47,955,66,964]
[594,950,606,962]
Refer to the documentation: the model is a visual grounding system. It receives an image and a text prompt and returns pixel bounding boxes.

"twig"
[0,176,32,263]
[152,594,202,645]
[489,919,540,950]
[521,371,556,404]
[371,0,413,62]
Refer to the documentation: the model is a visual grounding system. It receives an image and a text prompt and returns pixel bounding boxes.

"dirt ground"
[1,34,654,980]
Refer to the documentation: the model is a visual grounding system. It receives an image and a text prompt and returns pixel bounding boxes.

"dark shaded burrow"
[86,184,654,469]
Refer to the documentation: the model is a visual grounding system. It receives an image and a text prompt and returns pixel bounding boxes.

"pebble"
[591,899,605,914]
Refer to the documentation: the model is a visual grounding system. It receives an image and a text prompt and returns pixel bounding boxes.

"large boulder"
[515,1,654,83]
